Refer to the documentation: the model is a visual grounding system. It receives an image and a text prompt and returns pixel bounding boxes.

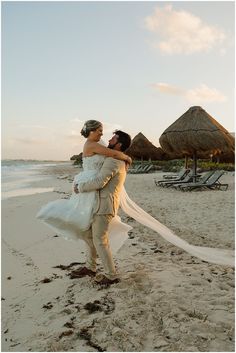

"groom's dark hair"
[114,130,132,152]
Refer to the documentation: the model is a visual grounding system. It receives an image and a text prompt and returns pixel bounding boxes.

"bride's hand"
[125,156,132,171]
[126,156,132,165]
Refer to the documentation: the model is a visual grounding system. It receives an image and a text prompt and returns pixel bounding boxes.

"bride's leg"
[92,214,119,280]
[83,228,97,272]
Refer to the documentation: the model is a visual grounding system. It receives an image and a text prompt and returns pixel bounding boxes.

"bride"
[37,120,133,253]
[37,120,234,268]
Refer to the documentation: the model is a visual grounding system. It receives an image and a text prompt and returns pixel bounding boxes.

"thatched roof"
[213,151,235,163]
[159,106,235,156]
[126,132,165,160]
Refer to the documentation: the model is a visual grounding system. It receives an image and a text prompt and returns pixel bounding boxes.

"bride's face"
[90,126,103,142]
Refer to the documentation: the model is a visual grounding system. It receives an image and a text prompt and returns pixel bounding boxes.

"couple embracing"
[37,120,234,282]
[37,120,133,285]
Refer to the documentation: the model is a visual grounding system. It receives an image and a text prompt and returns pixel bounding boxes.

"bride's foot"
[69,266,96,279]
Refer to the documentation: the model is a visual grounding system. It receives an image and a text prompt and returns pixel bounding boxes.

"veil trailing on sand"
[120,188,234,267]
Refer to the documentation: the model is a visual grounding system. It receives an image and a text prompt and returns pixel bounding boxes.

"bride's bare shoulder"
[83,140,97,157]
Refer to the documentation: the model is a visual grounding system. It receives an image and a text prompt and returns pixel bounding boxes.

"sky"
[2,0,235,160]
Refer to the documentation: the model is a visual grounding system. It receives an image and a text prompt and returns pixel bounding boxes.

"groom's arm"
[77,158,123,193]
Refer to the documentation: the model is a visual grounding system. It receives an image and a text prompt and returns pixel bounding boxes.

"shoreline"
[1,161,77,200]
[1,164,235,351]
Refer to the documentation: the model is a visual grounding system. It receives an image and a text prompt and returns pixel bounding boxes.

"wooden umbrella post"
[193,151,197,182]
[185,155,188,169]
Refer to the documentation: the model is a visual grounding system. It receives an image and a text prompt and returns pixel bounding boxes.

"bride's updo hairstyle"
[80,120,102,138]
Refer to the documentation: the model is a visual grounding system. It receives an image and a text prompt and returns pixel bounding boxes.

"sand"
[1,163,235,352]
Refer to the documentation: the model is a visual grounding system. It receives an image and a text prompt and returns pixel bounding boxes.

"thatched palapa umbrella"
[159,106,235,181]
[212,132,235,163]
[126,132,164,160]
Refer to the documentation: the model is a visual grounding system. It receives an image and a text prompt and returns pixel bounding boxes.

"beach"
[1,162,235,352]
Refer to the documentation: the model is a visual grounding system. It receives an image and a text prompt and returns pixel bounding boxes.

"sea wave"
[1,160,67,199]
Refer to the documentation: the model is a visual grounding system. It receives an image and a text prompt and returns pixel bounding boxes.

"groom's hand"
[74,184,79,194]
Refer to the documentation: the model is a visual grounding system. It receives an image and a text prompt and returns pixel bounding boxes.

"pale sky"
[2,1,235,160]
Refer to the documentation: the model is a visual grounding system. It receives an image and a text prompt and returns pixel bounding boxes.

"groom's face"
[108,134,121,150]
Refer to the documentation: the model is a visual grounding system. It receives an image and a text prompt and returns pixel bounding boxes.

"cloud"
[185,84,227,103]
[102,122,122,134]
[144,5,226,54]
[13,137,46,144]
[70,118,84,123]
[65,130,84,143]
[152,82,227,103]
[18,124,48,129]
[151,83,185,95]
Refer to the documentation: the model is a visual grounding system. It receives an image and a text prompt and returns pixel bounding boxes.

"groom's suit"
[77,157,127,279]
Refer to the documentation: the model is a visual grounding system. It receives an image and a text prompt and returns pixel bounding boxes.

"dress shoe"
[69,266,96,279]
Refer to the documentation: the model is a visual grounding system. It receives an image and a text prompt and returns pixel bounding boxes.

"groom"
[73,130,132,285]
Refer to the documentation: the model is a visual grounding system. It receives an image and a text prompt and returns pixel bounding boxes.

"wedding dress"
[37,154,234,267]
[36,154,132,253]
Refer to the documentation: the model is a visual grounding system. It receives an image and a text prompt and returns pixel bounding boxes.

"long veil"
[120,187,234,267]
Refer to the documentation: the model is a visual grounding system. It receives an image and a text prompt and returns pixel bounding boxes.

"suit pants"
[81,214,118,280]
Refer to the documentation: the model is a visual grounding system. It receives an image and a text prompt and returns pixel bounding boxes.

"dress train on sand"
[119,188,234,267]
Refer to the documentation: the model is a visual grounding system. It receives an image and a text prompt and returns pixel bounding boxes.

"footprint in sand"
[2,238,40,277]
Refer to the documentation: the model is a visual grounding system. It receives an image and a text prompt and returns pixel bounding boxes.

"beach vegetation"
[138,159,235,172]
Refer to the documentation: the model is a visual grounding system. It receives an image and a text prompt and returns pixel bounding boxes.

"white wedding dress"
[36,154,132,253]
[37,154,234,267]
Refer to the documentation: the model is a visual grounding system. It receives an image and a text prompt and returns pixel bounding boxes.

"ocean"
[1,160,65,200]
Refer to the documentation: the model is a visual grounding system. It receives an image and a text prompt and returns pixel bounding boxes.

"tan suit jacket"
[77,157,126,216]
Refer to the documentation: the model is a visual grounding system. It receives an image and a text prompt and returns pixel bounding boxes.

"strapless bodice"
[82,154,105,171]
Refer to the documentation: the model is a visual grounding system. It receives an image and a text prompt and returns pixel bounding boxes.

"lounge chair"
[158,170,197,188]
[135,164,154,174]
[179,170,228,191]
[178,171,215,191]
[129,165,147,174]
[128,164,143,174]
[145,164,154,173]
[155,169,190,187]
[162,167,188,180]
